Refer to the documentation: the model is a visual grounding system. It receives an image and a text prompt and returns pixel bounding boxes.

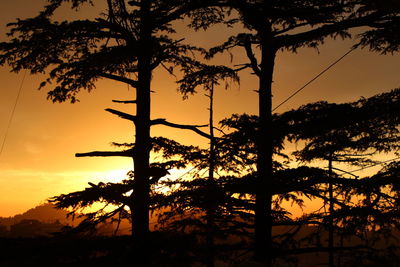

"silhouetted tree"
[152,64,239,265]
[50,135,202,227]
[158,88,397,264]
[281,88,400,265]
[199,0,400,264]
[214,88,400,264]
[0,0,228,263]
[141,88,399,265]
[0,224,8,237]
[2,1,400,265]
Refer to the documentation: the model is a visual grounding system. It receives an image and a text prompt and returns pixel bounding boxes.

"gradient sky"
[0,1,399,217]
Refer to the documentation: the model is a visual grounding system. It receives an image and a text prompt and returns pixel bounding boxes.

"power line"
[0,70,27,158]
[273,47,356,112]
[349,156,400,173]
[331,156,400,178]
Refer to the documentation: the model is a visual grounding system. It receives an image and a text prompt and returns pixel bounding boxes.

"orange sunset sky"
[0,0,399,217]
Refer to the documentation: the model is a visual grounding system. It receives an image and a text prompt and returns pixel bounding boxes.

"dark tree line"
[1,0,399,266]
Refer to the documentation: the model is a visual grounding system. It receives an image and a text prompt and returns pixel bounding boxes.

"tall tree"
[213,88,399,264]
[282,88,400,265]
[0,0,221,263]
[203,0,400,263]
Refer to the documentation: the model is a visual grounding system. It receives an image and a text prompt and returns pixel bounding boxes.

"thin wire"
[0,70,27,158]
[348,156,400,173]
[273,47,356,112]
[175,164,201,180]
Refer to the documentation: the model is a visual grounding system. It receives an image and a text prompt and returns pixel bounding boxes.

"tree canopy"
[0,0,399,266]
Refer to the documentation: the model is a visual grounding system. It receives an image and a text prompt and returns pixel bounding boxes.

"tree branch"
[105,108,136,123]
[99,73,139,88]
[276,12,382,49]
[75,149,134,157]
[243,38,261,76]
[112,99,137,104]
[151,118,211,139]
[273,22,310,35]
[96,18,137,42]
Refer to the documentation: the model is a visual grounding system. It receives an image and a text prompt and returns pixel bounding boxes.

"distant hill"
[0,203,72,227]
[0,203,132,236]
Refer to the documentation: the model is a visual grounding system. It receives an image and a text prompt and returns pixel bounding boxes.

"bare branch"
[75,149,134,157]
[105,108,136,123]
[151,118,211,139]
[161,62,176,77]
[243,38,261,76]
[213,126,227,135]
[112,99,137,104]
[233,64,251,72]
[99,73,139,88]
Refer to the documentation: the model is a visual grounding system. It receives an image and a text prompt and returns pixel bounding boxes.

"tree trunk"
[132,0,152,263]
[206,83,216,267]
[328,155,334,267]
[255,34,276,265]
